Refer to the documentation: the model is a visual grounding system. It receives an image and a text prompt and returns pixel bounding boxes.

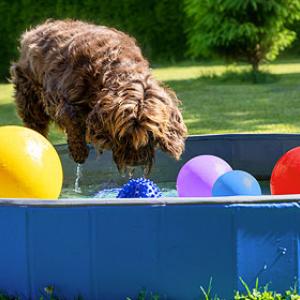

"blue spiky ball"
[117,178,162,198]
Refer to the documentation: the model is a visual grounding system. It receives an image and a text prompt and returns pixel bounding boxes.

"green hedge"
[1,1,300,82]
[0,0,187,81]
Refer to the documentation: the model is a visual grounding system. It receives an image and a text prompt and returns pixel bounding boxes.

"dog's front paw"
[68,141,89,164]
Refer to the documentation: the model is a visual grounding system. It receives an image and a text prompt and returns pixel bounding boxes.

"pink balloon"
[176,155,232,197]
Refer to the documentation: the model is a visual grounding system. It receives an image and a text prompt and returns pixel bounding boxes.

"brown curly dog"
[10,19,187,174]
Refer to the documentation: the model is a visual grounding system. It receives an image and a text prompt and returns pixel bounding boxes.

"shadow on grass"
[199,69,279,84]
[153,58,300,69]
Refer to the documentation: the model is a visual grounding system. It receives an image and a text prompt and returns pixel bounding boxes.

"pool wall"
[59,133,300,186]
[1,134,300,299]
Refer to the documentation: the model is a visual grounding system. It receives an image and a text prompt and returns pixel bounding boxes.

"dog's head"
[86,77,187,175]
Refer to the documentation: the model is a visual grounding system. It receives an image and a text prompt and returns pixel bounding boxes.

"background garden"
[1,0,300,144]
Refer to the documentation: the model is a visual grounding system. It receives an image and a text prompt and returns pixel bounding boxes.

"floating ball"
[117,178,162,198]
[271,146,300,195]
[212,170,262,197]
[176,155,232,197]
[0,126,63,199]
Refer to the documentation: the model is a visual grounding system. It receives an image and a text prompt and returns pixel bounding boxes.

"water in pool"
[60,180,271,199]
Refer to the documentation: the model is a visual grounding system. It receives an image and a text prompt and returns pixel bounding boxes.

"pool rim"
[0,193,299,206]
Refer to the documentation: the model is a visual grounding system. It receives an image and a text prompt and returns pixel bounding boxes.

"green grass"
[154,60,300,135]
[2,59,300,145]
[198,278,300,300]
[0,85,66,144]
[0,280,299,300]
[234,278,300,300]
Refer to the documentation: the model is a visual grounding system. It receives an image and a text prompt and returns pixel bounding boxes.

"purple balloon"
[176,155,232,197]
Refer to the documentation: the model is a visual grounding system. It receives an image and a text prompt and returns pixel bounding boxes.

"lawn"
[1,59,300,145]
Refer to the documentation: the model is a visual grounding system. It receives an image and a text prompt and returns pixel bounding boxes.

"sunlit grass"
[0,83,13,104]
[171,74,300,134]
[152,60,300,81]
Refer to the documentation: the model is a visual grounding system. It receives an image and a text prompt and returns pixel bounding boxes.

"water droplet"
[74,164,83,193]
[278,247,287,255]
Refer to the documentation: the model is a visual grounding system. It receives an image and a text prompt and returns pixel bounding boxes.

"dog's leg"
[11,65,50,137]
[56,102,89,164]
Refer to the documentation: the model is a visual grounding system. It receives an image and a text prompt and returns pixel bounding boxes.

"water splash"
[61,181,177,198]
[74,164,83,193]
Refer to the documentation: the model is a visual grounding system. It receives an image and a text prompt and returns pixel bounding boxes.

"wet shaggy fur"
[11,19,187,173]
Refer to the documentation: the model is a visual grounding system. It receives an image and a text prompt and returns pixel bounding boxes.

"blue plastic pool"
[1,134,300,299]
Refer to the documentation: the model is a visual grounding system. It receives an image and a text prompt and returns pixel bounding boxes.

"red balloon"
[271,146,300,195]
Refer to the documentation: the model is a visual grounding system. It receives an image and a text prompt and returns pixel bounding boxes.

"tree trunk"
[249,44,263,83]
[251,60,259,72]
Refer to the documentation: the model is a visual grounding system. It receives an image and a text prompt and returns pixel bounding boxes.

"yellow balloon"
[0,126,63,199]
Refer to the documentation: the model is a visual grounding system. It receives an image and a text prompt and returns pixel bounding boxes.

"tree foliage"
[185,0,300,71]
[0,0,186,81]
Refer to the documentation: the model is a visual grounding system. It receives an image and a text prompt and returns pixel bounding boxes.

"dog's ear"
[141,82,187,160]
[158,105,187,160]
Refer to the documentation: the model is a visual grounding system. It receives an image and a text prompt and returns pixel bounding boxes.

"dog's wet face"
[87,125,155,175]
[86,77,187,176]
[111,137,155,176]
